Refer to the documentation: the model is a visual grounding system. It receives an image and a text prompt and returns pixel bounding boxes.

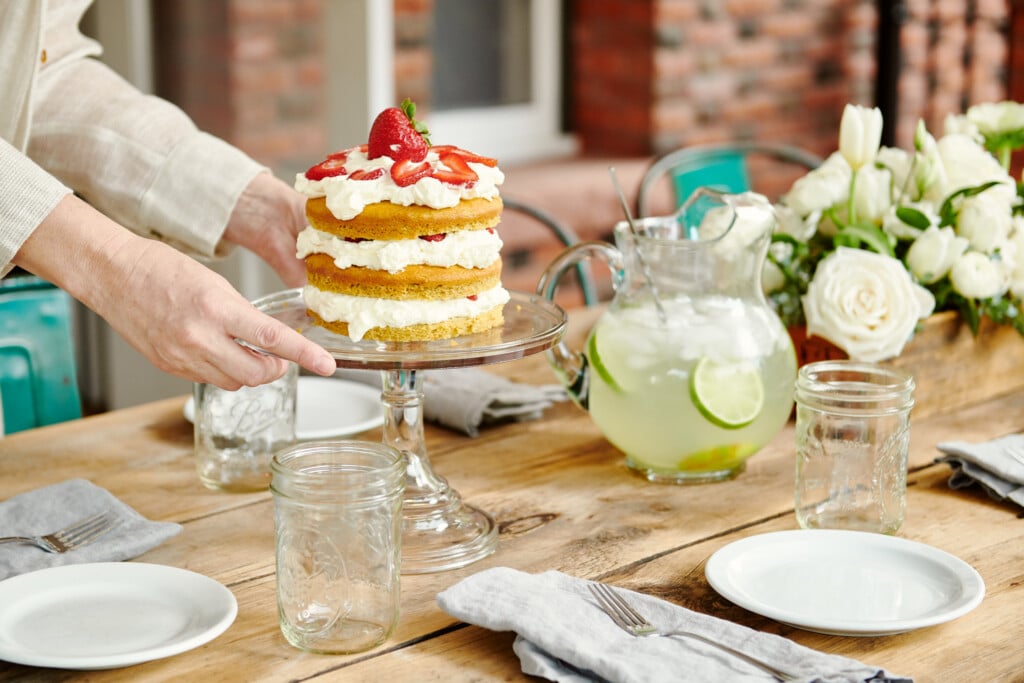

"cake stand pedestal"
[250,289,566,574]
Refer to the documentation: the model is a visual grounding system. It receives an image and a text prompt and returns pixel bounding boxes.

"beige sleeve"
[26,56,267,259]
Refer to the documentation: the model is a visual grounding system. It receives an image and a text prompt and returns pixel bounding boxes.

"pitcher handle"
[536,240,625,409]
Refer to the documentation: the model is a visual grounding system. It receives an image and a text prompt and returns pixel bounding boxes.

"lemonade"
[586,295,796,483]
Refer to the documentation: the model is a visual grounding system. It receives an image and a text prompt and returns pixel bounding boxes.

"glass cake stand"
[249,288,567,574]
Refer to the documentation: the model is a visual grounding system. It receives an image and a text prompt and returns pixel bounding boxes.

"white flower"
[905,226,969,284]
[781,152,851,217]
[912,121,943,197]
[929,134,1016,202]
[876,146,913,195]
[1006,226,1024,298]
[802,247,935,362]
[956,194,1014,253]
[852,164,893,224]
[966,101,1024,137]
[943,113,983,143]
[949,251,1009,299]
[839,104,883,171]
[882,200,938,240]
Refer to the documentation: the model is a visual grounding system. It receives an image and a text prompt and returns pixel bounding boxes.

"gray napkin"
[936,434,1024,508]
[0,479,182,580]
[337,368,566,437]
[437,567,911,683]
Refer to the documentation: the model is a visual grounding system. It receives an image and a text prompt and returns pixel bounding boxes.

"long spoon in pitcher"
[609,166,667,323]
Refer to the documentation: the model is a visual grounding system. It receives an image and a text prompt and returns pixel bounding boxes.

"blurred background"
[73,0,1023,413]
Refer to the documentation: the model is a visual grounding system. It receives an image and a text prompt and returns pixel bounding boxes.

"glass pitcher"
[538,189,796,484]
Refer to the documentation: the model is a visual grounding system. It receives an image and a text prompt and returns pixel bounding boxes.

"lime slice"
[689,357,764,429]
[587,331,623,393]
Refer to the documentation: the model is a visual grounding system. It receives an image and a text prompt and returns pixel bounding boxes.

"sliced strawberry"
[430,145,498,167]
[467,294,479,301]
[304,157,348,180]
[432,152,479,185]
[349,168,384,181]
[487,228,496,234]
[367,99,430,163]
[418,233,447,242]
[344,237,369,243]
[391,158,431,187]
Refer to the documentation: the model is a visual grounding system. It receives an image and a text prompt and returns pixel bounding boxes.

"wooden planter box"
[791,310,1024,419]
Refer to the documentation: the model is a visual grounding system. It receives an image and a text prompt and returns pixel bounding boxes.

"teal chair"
[635,142,824,217]
[0,274,81,434]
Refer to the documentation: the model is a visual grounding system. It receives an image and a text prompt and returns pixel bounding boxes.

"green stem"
[999,145,1011,171]
[846,171,858,227]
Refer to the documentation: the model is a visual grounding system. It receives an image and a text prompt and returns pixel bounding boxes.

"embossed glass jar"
[193,363,298,492]
[271,440,405,654]
[794,361,915,535]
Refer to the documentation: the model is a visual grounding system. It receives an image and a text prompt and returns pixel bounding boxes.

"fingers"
[239,315,337,377]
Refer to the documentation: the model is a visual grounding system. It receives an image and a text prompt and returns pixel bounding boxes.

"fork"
[0,512,117,553]
[588,583,799,682]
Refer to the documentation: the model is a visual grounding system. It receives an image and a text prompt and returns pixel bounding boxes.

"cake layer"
[296,226,502,273]
[308,306,504,342]
[303,283,510,342]
[305,254,501,300]
[306,196,502,240]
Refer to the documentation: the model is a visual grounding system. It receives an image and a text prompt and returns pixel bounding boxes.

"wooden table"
[1,311,1022,682]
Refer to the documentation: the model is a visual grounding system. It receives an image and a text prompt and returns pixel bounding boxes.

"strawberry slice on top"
[432,151,479,186]
[304,155,348,180]
[367,98,431,163]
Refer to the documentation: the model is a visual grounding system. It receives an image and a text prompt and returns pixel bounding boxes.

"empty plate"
[184,376,384,440]
[705,529,985,636]
[0,563,237,669]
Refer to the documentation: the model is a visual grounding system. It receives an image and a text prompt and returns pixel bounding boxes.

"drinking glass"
[193,363,297,492]
[271,440,405,654]
[794,360,915,534]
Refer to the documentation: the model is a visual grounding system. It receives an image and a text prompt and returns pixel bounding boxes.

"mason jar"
[271,440,405,654]
[794,361,915,535]
[193,362,297,492]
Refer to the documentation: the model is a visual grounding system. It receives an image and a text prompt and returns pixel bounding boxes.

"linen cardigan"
[0,0,267,278]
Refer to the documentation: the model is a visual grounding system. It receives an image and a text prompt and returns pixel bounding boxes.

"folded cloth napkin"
[437,567,912,683]
[936,433,1024,508]
[0,479,182,581]
[337,368,567,437]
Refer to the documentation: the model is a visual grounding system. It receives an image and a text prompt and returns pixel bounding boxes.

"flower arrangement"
[766,101,1024,362]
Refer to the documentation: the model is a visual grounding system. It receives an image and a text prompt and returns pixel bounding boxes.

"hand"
[222,172,308,287]
[16,195,337,389]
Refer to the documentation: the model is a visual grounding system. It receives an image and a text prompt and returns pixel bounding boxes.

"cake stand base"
[248,289,566,574]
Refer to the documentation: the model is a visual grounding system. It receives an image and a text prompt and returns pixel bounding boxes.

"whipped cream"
[297,227,502,273]
[303,284,510,342]
[295,147,504,220]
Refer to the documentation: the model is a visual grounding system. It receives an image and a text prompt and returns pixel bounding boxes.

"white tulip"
[781,152,851,217]
[956,195,1014,253]
[949,251,1008,299]
[839,104,884,171]
[802,247,935,362]
[905,226,969,284]
[852,164,893,225]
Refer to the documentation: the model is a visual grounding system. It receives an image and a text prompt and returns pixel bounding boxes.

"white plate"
[184,376,384,440]
[0,563,237,669]
[705,529,985,636]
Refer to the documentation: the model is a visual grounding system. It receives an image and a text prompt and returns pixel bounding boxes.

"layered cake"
[294,100,509,342]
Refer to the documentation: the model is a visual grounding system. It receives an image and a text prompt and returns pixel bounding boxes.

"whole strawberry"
[367,98,431,163]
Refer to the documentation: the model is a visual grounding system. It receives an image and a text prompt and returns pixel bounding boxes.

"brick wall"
[151,0,1016,303]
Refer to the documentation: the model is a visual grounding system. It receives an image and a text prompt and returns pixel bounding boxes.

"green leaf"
[894,206,931,230]
[835,223,896,257]
[938,180,1004,226]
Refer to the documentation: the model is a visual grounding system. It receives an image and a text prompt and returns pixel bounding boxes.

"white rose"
[905,226,969,284]
[966,101,1024,137]
[1006,227,1024,298]
[929,134,1016,202]
[802,247,935,362]
[949,251,1009,299]
[943,113,983,143]
[839,104,883,171]
[956,194,1013,253]
[782,152,851,217]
